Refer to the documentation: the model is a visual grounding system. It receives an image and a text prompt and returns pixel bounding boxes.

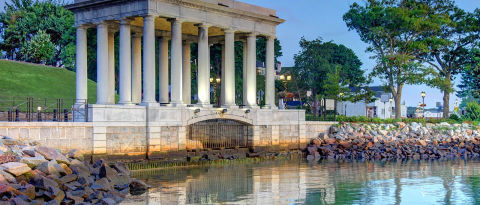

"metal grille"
[187,119,252,150]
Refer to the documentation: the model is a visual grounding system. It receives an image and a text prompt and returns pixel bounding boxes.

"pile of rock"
[307,122,480,161]
[0,136,148,204]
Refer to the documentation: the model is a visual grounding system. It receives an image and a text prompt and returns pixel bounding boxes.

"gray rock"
[1,162,31,176]
[20,156,47,168]
[35,146,70,164]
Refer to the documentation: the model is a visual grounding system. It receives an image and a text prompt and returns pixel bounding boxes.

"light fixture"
[279,75,285,81]
[210,77,214,83]
[286,75,292,81]
[216,78,221,84]
[194,108,201,114]
[37,106,42,111]
[221,108,228,113]
[389,98,393,103]
[421,91,426,98]
[245,109,251,114]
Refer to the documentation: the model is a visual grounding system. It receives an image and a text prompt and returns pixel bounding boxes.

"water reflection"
[123,160,480,205]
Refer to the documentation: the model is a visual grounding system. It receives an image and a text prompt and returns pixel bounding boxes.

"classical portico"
[67,0,306,157]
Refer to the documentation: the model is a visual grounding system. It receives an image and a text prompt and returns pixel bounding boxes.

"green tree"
[292,37,366,116]
[20,30,55,63]
[419,2,479,118]
[0,0,75,68]
[459,47,480,98]
[344,0,449,118]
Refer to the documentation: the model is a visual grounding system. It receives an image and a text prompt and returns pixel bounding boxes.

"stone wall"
[0,122,93,154]
[0,116,336,160]
[305,121,338,140]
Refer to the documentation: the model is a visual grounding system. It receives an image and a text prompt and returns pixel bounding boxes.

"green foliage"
[464,101,480,121]
[344,0,451,118]
[459,47,480,99]
[19,30,55,63]
[0,0,75,69]
[418,3,479,117]
[291,38,367,102]
[449,113,461,122]
[333,115,466,124]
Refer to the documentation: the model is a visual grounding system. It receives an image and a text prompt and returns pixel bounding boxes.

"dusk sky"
[1,0,479,109]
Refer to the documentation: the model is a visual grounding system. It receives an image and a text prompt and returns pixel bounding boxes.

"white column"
[223,29,236,107]
[75,26,87,104]
[246,33,257,107]
[242,41,248,105]
[159,36,169,104]
[119,19,133,105]
[108,30,115,104]
[264,36,276,109]
[220,43,226,106]
[96,22,109,104]
[197,25,210,106]
[170,19,183,106]
[131,33,142,104]
[141,15,157,105]
[182,40,191,104]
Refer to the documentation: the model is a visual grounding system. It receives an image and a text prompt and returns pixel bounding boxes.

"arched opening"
[187,119,253,150]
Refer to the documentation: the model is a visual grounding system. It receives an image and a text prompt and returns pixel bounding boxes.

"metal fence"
[0,96,89,122]
[187,119,253,150]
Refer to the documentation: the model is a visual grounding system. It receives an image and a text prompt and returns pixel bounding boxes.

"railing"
[187,119,253,150]
[0,96,89,122]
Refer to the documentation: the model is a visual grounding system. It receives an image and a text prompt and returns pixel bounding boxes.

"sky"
[240,0,480,110]
[1,0,479,110]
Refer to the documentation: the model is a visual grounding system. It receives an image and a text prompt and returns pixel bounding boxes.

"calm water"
[122,160,480,205]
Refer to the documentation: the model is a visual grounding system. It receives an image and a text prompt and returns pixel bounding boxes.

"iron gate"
[187,119,253,150]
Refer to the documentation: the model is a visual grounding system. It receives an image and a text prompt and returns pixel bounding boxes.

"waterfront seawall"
[0,120,337,161]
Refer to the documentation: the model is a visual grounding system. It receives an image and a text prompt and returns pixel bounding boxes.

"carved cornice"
[66,0,285,25]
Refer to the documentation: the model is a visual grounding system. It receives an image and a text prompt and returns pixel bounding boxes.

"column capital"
[120,18,133,25]
[223,28,236,33]
[143,15,156,22]
[247,33,258,38]
[195,23,211,28]
[132,32,143,38]
[167,18,184,23]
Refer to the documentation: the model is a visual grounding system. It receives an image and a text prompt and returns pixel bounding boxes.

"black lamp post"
[421,91,426,118]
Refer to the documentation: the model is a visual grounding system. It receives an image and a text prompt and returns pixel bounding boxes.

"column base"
[221,104,239,109]
[262,105,278,110]
[196,103,213,108]
[118,101,135,106]
[168,102,186,107]
[244,105,260,109]
[139,102,160,107]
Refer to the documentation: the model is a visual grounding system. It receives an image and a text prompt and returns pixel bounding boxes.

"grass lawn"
[0,60,97,110]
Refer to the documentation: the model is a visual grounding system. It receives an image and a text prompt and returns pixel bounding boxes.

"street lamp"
[339,93,346,116]
[279,74,292,107]
[389,98,393,119]
[210,77,221,106]
[421,91,426,118]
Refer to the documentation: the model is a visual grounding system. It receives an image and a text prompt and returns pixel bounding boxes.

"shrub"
[448,114,461,122]
[464,101,480,121]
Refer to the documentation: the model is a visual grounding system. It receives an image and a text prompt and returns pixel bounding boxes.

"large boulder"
[20,156,47,168]
[1,162,31,176]
[35,147,69,164]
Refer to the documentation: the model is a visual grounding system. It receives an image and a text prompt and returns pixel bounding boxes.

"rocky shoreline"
[0,137,148,204]
[306,122,480,161]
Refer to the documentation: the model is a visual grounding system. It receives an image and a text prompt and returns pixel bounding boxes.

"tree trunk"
[395,85,403,119]
[442,74,451,118]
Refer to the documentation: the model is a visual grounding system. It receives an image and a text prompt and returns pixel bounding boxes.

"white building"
[337,87,407,119]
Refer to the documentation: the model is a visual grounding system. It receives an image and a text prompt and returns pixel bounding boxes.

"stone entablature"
[66,0,283,36]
